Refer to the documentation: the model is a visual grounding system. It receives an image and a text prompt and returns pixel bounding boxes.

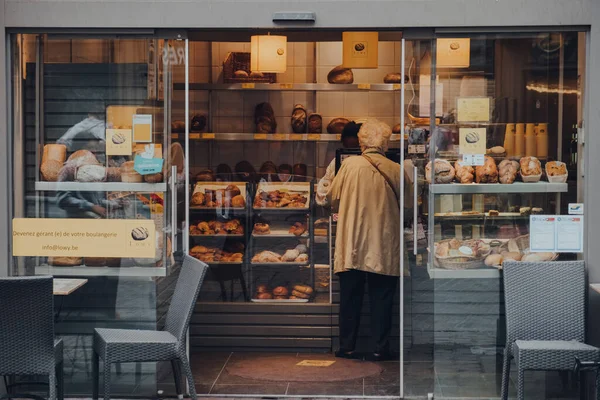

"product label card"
[132,114,153,143]
[568,203,584,215]
[530,215,557,252]
[408,144,426,154]
[134,155,164,175]
[457,97,491,122]
[12,218,155,258]
[462,154,485,166]
[459,128,487,155]
[106,128,132,156]
[556,216,584,253]
[296,360,336,367]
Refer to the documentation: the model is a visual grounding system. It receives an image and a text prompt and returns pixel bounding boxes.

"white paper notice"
[529,215,557,252]
[556,216,584,253]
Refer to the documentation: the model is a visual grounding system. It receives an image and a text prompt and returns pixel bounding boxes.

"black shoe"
[335,349,362,360]
[366,350,398,362]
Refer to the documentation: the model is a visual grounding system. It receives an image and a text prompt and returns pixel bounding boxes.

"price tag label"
[189,133,201,140]
[202,133,215,139]
[335,134,342,141]
[408,144,426,154]
[272,133,286,140]
[241,83,255,89]
[393,84,401,90]
[358,83,371,90]
[279,83,293,89]
[307,134,321,141]
[253,133,268,140]
[462,154,485,166]
[390,134,401,141]
[289,134,304,141]
[171,133,179,139]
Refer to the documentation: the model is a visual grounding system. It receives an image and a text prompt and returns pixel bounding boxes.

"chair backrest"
[503,260,585,344]
[164,255,208,344]
[0,276,55,374]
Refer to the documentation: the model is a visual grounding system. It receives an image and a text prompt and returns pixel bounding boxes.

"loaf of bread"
[144,173,163,183]
[546,161,567,176]
[308,113,322,133]
[76,164,106,182]
[383,73,404,84]
[520,156,542,176]
[484,254,503,267]
[67,149,99,167]
[191,114,207,132]
[120,161,143,183]
[291,104,307,133]
[327,66,354,84]
[327,118,350,134]
[498,160,519,184]
[234,70,249,78]
[454,161,474,184]
[392,124,402,134]
[255,102,277,134]
[42,144,67,164]
[425,159,455,184]
[41,160,63,182]
[475,156,499,183]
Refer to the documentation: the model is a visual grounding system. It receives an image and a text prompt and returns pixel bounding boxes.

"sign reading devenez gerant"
[12,218,156,258]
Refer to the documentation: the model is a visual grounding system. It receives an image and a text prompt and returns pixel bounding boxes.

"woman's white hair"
[358,119,392,152]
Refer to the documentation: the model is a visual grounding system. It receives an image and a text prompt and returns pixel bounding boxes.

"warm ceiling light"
[342,32,379,69]
[251,34,287,73]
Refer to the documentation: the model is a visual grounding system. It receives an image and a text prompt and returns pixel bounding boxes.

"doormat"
[226,354,383,382]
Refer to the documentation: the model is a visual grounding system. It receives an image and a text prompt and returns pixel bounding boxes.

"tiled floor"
[189,346,583,399]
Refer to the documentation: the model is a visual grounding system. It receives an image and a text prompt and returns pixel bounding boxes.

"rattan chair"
[501,260,599,400]
[0,276,64,400]
[93,255,207,400]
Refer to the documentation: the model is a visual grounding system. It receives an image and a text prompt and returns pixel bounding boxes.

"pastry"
[249,71,264,79]
[41,160,63,182]
[519,156,542,177]
[191,114,207,132]
[425,159,455,184]
[42,144,67,165]
[392,124,402,134]
[291,104,307,133]
[327,118,350,134]
[519,207,532,216]
[48,256,82,266]
[291,289,311,299]
[253,223,270,235]
[256,293,273,300]
[383,72,404,84]
[224,219,242,233]
[295,253,309,263]
[120,161,142,183]
[498,160,520,184]
[289,222,306,236]
[484,254,503,267]
[225,184,241,197]
[256,284,269,294]
[144,173,163,183]
[189,225,201,235]
[76,165,106,182]
[489,210,500,216]
[521,252,555,262]
[327,66,354,84]
[197,221,210,234]
[501,251,522,261]
[454,161,474,184]
[546,161,567,176]
[190,245,212,255]
[231,195,245,208]
[227,253,244,262]
[308,113,322,134]
[191,192,205,206]
[67,149,99,167]
[293,284,313,294]
[487,146,506,155]
[531,207,543,214]
[475,156,499,183]
[282,249,300,262]
[252,251,282,263]
[273,286,289,296]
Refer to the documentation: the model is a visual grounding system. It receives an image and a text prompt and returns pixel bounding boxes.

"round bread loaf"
[291,104,307,133]
[327,66,354,84]
[327,118,350,134]
[249,71,264,78]
[144,173,163,183]
[383,73,404,84]
[67,149,99,167]
[106,167,122,182]
[308,113,322,133]
[234,70,249,78]
[190,114,207,132]
[76,164,106,182]
[58,163,78,182]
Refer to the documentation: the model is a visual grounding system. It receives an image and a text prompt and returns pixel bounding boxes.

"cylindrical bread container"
[503,124,515,157]
[514,125,525,158]
[526,125,537,157]
[537,133,548,159]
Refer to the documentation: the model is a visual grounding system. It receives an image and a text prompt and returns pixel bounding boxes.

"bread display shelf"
[35,181,168,192]
[253,182,311,210]
[190,206,246,211]
[252,230,309,238]
[190,234,245,238]
[251,298,309,303]
[428,267,500,279]
[430,182,568,194]
[204,262,244,265]
[251,262,310,267]
[35,265,167,277]
[172,133,404,142]
[175,82,411,92]
[431,212,529,220]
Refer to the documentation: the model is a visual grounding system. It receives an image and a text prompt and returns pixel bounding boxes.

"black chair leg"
[171,359,183,399]
[92,351,99,400]
[56,361,64,400]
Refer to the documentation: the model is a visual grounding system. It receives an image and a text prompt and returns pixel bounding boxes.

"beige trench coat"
[327,150,401,277]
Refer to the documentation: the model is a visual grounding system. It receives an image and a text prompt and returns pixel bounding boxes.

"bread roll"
[249,71,264,79]
[501,252,522,261]
[487,146,506,155]
[191,114,207,132]
[106,167,122,182]
[291,104,307,133]
[383,73,404,84]
[144,173,163,183]
[425,159,455,184]
[254,102,277,134]
[454,161,474,184]
[42,144,67,164]
[273,286,289,296]
[291,289,311,299]
[327,118,350,134]
[256,284,269,294]
[392,124,402,134]
[256,293,273,300]
[308,113,322,134]
[41,160,63,182]
[485,254,503,267]
[67,150,99,167]
[234,70,249,78]
[475,156,499,183]
[327,66,354,84]
[546,161,567,176]
[293,284,313,294]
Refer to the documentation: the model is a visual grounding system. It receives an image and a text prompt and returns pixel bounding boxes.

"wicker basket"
[223,52,276,84]
[434,239,489,270]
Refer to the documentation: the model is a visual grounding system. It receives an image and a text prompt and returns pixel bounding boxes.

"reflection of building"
[2,5,600,399]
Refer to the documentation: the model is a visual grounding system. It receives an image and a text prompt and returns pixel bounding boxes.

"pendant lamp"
[342,32,379,69]
[251,34,287,73]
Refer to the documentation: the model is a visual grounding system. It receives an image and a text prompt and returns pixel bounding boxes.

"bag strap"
[362,154,400,207]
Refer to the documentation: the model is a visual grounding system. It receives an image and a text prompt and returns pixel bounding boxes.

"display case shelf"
[173,132,403,142]
[35,182,168,192]
[175,82,408,92]
[427,267,501,279]
[430,182,568,194]
[35,265,167,277]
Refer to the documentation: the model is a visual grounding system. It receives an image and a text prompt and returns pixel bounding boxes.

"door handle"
[170,165,177,253]
[413,166,418,256]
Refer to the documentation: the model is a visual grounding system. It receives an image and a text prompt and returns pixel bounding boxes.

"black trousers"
[338,269,398,353]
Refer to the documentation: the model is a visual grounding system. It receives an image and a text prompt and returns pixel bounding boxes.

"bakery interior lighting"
[251,34,287,73]
[526,83,580,95]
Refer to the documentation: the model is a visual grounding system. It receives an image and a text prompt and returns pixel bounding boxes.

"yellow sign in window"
[133,114,153,143]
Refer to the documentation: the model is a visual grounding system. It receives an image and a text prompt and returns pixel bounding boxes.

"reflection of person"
[278,164,293,183]
[315,121,361,206]
[327,119,400,361]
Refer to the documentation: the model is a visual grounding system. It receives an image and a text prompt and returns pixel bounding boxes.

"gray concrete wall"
[2,0,593,29]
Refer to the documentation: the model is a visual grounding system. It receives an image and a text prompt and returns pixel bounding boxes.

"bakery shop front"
[2,5,597,399]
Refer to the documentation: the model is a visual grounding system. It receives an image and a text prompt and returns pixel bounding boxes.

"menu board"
[530,215,584,253]
[457,97,491,122]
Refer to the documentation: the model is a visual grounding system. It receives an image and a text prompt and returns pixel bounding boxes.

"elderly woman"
[327,118,400,361]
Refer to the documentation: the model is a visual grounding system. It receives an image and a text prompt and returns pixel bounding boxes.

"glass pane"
[11,34,186,398]
[428,32,585,399]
